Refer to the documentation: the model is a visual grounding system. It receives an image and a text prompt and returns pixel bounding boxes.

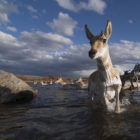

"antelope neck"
[97,49,113,80]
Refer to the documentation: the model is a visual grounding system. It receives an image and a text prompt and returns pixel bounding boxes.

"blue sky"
[0,0,140,77]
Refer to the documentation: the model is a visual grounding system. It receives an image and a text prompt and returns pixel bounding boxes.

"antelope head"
[85,19,112,59]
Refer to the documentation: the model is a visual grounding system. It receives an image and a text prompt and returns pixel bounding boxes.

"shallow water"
[0,84,140,140]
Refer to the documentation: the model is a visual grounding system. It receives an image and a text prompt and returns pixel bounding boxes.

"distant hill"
[16,74,58,82]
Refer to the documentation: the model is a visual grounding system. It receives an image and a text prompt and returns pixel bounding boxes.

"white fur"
[104,55,110,66]
[89,80,115,112]
[94,47,106,59]
[89,73,122,112]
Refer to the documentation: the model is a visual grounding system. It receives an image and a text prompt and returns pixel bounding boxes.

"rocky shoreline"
[0,70,38,104]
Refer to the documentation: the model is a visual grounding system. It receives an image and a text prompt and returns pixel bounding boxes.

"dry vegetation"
[16,74,87,83]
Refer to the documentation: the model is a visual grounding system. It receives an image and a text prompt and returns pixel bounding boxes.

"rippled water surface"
[0,83,140,140]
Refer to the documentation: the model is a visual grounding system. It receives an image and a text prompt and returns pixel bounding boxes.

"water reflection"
[0,84,139,140]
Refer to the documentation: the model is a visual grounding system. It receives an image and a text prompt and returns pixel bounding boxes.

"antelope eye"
[103,39,106,43]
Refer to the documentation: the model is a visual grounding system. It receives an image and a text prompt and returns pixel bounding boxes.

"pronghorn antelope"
[55,77,67,85]
[55,77,80,89]
[49,80,53,85]
[33,81,37,85]
[85,19,122,113]
[122,63,140,90]
[40,81,47,86]
[76,77,88,89]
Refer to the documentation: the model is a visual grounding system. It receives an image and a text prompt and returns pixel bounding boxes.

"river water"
[0,83,140,140]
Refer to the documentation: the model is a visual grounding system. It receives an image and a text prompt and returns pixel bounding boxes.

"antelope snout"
[89,50,96,59]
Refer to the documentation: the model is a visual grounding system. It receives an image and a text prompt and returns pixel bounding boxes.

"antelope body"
[49,80,53,85]
[40,81,47,86]
[33,81,37,85]
[122,63,140,89]
[76,77,88,89]
[85,20,122,113]
[55,77,80,89]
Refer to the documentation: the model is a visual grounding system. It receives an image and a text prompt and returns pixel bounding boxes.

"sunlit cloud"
[27,5,37,13]
[7,26,17,32]
[20,31,73,50]
[0,29,139,76]
[47,12,77,36]
[0,0,18,24]
[128,19,133,24]
[56,0,107,14]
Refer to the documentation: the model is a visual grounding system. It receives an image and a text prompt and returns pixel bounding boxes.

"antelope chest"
[89,77,121,103]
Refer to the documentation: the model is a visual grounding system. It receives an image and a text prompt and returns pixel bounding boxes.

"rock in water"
[0,70,38,104]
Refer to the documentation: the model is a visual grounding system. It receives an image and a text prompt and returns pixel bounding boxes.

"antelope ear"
[85,24,94,40]
[105,19,112,39]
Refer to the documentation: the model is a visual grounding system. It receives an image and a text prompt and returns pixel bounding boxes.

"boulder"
[0,70,38,104]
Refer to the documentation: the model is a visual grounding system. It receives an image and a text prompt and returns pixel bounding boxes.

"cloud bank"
[0,29,139,77]
[56,0,107,14]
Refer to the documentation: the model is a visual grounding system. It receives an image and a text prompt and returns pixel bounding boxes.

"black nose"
[89,50,96,58]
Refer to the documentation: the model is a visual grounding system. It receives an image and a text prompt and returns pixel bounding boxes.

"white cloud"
[47,12,77,36]
[114,64,134,76]
[0,31,26,64]
[51,40,140,77]
[0,30,73,71]
[20,31,73,50]
[0,0,18,24]
[0,29,139,77]
[7,26,17,32]
[0,31,23,48]
[27,5,37,13]
[73,69,94,77]
[80,0,106,14]
[110,40,140,62]
[26,49,54,62]
[128,20,133,24]
[114,65,125,75]
[56,0,107,14]
[56,0,78,12]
